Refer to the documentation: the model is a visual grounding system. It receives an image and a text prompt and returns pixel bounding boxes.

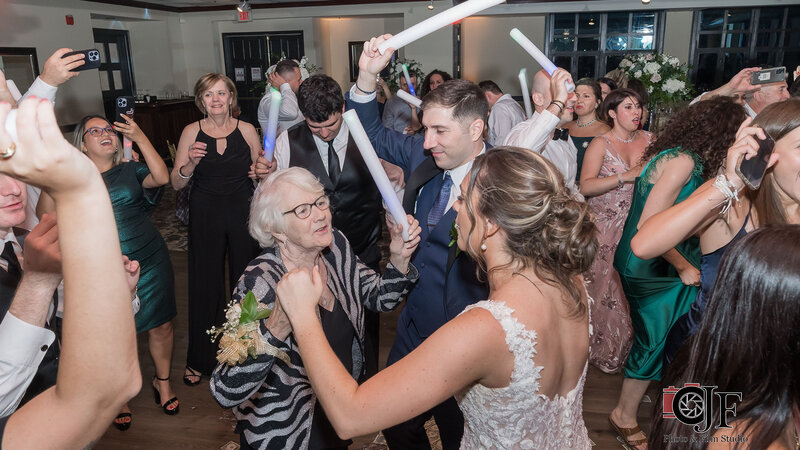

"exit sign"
[237,10,252,22]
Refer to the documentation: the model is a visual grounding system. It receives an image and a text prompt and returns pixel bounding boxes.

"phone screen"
[737,133,775,190]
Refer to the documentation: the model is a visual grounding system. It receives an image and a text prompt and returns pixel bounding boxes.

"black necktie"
[553,128,569,141]
[2,241,22,284]
[327,140,341,186]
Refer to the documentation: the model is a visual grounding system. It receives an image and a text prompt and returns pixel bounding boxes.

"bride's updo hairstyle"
[462,146,597,317]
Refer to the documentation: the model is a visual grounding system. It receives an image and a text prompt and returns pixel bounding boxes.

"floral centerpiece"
[617,53,694,106]
[387,58,425,93]
[207,291,290,366]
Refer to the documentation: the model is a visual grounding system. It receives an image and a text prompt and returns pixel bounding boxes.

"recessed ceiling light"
[427,0,434,10]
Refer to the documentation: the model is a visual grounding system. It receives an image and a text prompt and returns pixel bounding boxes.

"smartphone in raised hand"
[736,132,775,190]
[62,49,102,72]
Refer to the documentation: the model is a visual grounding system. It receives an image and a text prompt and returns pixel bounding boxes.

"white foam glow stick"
[378,0,505,54]
[510,28,575,93]
[401,64,416,96]
[342,110,410,240]
[123,137,133,160]
[518,68,532,119]
[397,89,422,108]
[5,80,22,101]
[262,87,282,161]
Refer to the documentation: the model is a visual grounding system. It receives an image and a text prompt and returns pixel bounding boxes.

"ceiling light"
[427,0,434,10]
[588,17,595,26]
[641,0,651,4]
[236,0,250,12]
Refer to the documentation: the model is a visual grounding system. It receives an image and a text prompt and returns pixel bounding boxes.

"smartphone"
[750,66,787,85]
[736,132,775,190]
[114,96,135,124]
[62,49,102,72]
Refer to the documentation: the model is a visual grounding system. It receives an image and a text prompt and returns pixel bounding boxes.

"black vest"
[287,123,382,257]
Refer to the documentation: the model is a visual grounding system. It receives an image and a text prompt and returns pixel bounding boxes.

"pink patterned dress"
[584,135,641,373]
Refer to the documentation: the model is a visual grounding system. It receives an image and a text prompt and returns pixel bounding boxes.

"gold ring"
[0,143,16,160]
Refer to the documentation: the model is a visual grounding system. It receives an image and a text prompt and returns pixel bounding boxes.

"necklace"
[512,272,543,296]
[611,129,637,144]
[577,118,597,128]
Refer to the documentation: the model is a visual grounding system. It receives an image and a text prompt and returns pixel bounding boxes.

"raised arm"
[277,268,504,439]
[170,122,205,190]
[0,98,139,449]
[114,114,169,187]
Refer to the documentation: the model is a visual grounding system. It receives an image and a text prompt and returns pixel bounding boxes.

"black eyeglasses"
[282,195,330,219]
[83,126,116,138]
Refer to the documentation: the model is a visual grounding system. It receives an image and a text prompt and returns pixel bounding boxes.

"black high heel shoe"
[114,411,132,431]
[183,366,201,386]
[152,375,180,415]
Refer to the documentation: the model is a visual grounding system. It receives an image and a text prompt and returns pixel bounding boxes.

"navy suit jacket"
[346,95,490,358]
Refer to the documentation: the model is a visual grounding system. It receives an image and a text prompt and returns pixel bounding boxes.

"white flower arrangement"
[617,53,694,106]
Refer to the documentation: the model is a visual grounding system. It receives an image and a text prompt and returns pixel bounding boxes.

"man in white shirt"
[257,59,304,137]
[504,69,582,198]
[691,66,790,118]
[479,80,525,146]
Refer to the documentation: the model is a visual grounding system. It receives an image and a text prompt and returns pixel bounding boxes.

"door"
[222,31,304,126]
[93,28,135,120]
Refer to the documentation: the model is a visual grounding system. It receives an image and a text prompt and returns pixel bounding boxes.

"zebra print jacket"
[210,229,419,449]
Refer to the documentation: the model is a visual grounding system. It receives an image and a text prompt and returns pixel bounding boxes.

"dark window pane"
[695,53,718,92]
[553,14,575,37]
[755,52,772,66]
[756,32,780,47]
[606,54,625,73]
[577,37,599,51]
[578,13,599,34]
[700,9,724,31]
[786,31,800,47]
[723,52,746,82]
[631,35,654,50]
[552,36,575,51]
[577,56,596,79]
[606,35,628,51]
[725,9,751,31]
[554,55,572,72]
[631,12,656,35]
[607,12,630,34]
[758,7,784,29]
[789,8,800,29]
[724,32,748,48]
[699,33,722,48]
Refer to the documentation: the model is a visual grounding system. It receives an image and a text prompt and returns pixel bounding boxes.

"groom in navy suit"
[346,36,490,449]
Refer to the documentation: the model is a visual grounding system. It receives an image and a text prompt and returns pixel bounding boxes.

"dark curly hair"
[420,69,452,98]
[297,74,344,123]
[462,146,598,319]
[640,96,746,180]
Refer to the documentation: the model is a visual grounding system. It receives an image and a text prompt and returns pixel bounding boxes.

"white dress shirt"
[257,83,304,138]
[0,313,55,418]
[488,94,526,146]
[274,121,349,172]
[503,110,581,199]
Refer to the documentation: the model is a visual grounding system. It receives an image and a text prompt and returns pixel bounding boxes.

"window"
[547,12,664,80]
[690,6,800,92]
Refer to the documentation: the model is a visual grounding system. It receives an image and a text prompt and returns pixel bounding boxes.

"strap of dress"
[463,300,517,340]
[600,135,626,165]
[198,119,203,131]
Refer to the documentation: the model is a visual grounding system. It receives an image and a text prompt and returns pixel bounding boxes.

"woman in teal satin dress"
[607,97,747,449]
[40,114,179,429]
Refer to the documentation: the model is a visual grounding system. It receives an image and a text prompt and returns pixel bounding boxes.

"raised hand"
[276,266,324,326]
[355,35,395,94]
[187,141,208,166]
[387,214,421,274]
[0,98,99,197]
[269,71,287,89]
[113,113,146,143]
[249,154,275,180]
[40,48,84,87]
[725,118,777,190]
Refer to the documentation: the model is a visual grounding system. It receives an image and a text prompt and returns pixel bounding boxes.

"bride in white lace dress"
[278,147,596,449]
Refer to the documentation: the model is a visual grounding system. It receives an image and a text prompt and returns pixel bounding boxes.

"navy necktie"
[427,173,452,229]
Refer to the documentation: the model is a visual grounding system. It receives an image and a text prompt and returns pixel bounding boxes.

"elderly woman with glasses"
[210,167,421,450]
[38,113,176,430]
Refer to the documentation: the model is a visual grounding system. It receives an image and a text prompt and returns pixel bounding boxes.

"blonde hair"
[462,147,597,317]
[249,168,324,248]
[72,115,123,166]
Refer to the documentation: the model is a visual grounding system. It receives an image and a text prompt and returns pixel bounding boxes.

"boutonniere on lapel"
[208,291,289,366]
[448,221,462,257]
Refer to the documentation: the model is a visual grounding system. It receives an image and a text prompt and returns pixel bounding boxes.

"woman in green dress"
[607,97,747,449]
[39,114,178,429]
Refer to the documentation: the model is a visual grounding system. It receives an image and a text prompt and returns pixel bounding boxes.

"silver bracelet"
[712,174,741,215]
[616,172,624,188]
[178,165,193,179]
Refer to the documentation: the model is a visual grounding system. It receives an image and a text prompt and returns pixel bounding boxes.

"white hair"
[249,167,324,248]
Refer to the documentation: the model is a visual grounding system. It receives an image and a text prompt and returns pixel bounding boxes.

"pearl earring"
[480,242,487,251]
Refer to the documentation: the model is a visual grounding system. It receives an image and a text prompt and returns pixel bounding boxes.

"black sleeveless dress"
[186,119,260,375]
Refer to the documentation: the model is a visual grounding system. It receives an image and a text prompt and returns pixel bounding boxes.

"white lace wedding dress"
[455,300,592,449]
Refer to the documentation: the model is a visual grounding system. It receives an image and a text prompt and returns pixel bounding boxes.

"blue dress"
[102,162,176,333]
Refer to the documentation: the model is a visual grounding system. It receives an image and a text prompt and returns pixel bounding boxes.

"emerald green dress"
[103,162,176,333]
[612,148,702,381]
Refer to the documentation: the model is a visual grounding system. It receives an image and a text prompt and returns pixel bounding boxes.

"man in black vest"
[272,74,384,377]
